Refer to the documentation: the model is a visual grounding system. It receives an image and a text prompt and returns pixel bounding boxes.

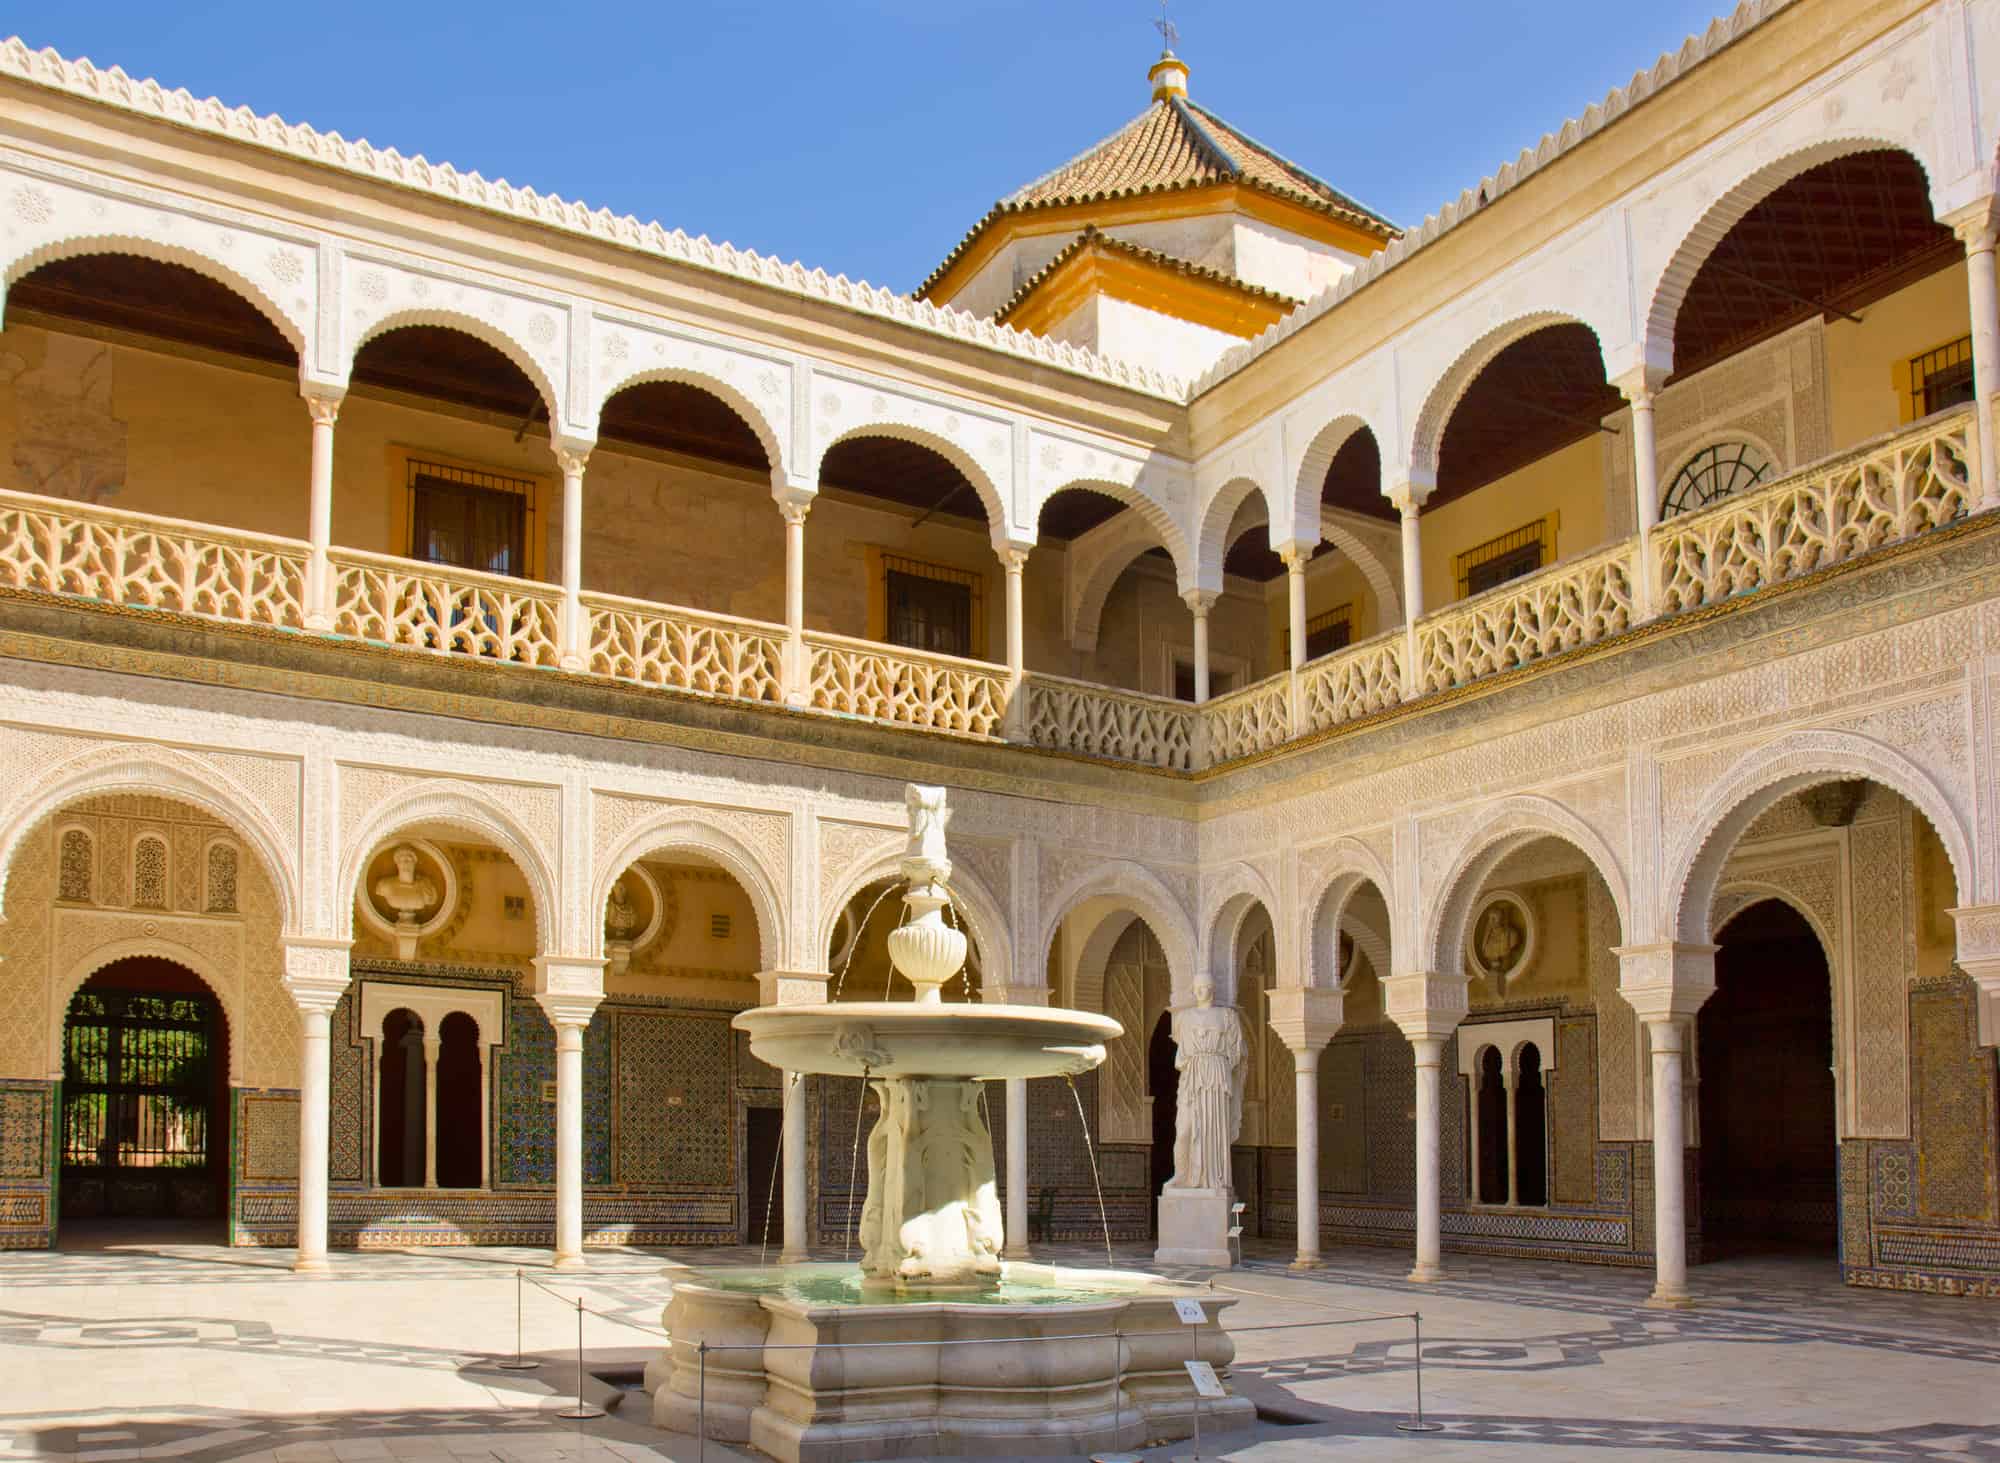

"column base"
[1001,1244,1033,1261]
[551,1252,588,1272]
[777,1249,810,1266]
[1406,1260,1444,1284]
[303,612,334,634]
[558,654,586,674]
[291,1255,331,1274]
[1289,1255,1327,1272]
[1645,1286,1692,1309]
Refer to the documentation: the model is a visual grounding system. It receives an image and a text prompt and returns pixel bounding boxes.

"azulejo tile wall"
[232,1086,300,1245]
[0,1079,52,1249]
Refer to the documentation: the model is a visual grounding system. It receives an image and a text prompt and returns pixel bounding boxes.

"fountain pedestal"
[858,1076,1004,1290]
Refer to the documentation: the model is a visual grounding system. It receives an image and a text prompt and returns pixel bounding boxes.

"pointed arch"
[1643,137,1936,375]
[1408,312,1605,479]
[1665,729,1972,948]
[594,814,786,973]
[349,309,561,424]
[1423,795,1630,979]
[2,234,308,360]
[0,744,299,934]
[338,781,558,954]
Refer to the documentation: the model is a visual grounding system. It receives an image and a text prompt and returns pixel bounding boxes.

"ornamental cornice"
[0,38,1182,401]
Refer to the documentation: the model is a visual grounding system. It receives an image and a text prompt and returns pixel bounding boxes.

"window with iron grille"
[1909,336,1975,418]
[1284,603,1354,664]
[1456,517,1554,599]
[1662,442,1772,519]
[883,555,981,658]
[408,459,532,577]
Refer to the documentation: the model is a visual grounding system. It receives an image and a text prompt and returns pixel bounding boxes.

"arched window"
[378,1009,426,1188]
[205,843,239,914]
[435,1012,484,1189]
[1514,1043,1548,1207]
[133,836,169,909]
[1474,1046,1508,1204]
[58,828,94,903]
[1662,442,1772,519]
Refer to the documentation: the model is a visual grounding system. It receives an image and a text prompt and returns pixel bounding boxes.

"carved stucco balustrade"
[803,629,1009,738]
[1020,673,1197,771]
[0,487,307,629]
[1293,631,1405,736]
[583,590,786,703]
[329,548,565,666]
[1415,540,1636,696]
[1202,673,1294,762]
[1654,408,1975,614]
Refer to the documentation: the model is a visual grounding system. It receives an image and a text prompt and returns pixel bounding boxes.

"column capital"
[532,954,606,1002]
[1272,539,1316,570]
[534,989,603,1030]
[1945,197,1999,253]
[301,388,344,427]
[552,437,593,476]
[1386,470,1435,516]
[999,542,1032,572]
[1614,941,1718,1025]
[282,938,351,1012]
[1181,587,1220,617]
[1948,905,2000,1045]
[1266,987,1343,1053]
[1381,970,1468,1045]
[773,475,818,515]
[1611,364,1669,405]
[756,969,830,1007]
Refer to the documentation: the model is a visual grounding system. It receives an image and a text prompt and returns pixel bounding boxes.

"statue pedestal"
[1154,1187,1234,1268]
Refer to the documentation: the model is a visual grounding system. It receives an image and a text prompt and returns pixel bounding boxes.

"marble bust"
[373,846,439,928]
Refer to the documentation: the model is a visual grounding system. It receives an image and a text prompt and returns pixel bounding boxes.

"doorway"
[1698,899,1837,1258]
[1148,1012,1179,1237]
[746,1105,784,1246]
[59,957,229,1228]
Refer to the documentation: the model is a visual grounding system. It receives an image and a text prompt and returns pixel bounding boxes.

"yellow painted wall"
[1825,259,1969,451]
[1420,434,1605,610]
[1261,552,1381,665]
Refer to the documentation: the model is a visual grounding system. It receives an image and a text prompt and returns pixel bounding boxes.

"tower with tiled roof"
[917,49,1399,379]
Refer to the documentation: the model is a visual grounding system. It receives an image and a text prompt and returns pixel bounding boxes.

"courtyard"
[2,1233,1995,1462]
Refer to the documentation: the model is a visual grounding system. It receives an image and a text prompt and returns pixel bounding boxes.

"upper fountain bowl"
[733,1002,1122,1081]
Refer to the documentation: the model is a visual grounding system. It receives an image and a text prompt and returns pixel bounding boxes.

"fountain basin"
[732,1002,1120,1080]
[650,1262,1253,1462]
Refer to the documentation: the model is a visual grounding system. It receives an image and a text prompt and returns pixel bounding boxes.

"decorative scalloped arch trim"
[1665,731,1971,947]
[1197,475,1275,583]
[1409,312,1605,479]
[1040,860,1197,1006]
[1711,880,1836,963]
[821,851,1014,993]
[594,817,786,975]
[1291,415,1377,540]
[1319,517,1404,628]
[49,935,242,1086]
[337,782,558,956]
[1302,839,1397,990]
[1643,135,1933,371]
[815,422,1009,545]
[1203,886,1272,1007]
[0,747,299,933]
[592,365,787,480]
[3,233,307,358]
[1423,796,1631,978]
[349,308,561,425]
[1040,476,1192,573]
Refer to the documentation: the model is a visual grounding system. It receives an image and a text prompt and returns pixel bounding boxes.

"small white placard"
[1172,1298,1207,1325]
[1184,1360,1226,1399]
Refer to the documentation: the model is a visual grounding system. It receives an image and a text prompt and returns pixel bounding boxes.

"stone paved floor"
[2,1225,1996,1461]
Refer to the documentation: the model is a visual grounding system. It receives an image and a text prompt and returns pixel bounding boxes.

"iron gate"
[60,988,221,1218]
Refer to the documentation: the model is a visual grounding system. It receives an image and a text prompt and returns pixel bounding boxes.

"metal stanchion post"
[1089,1322,1139,1463]
[697,1341,708,1463]
[1396,1310,1443,1433]
[1190,1315,1202,1462]
[556,1294,604,1421]
[498,1267,539,1371]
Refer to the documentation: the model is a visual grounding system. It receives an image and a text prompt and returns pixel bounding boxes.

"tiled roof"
[922,93,1398,301]
[994,227,1302,327]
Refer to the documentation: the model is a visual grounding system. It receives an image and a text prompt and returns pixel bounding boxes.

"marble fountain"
[648,785,1251,1462]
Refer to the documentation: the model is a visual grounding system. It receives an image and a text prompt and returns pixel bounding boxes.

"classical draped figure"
[1168,979,1246,1191]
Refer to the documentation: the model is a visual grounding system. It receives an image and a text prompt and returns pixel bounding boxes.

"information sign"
[1183,1360,1226,1399]
[1172,1298,1207,1325]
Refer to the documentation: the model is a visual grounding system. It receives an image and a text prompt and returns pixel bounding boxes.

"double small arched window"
[1471,1040,1548,1208]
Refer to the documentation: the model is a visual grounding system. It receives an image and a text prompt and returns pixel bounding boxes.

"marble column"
[422,1035,441,1189]
[535,985,603,1271]
[1502,1067,1519,1207]
[476,1044,491,1189]
[282,940,352,1273]
[778,492,813,707]
[303,391,342,632]
[1000,546,1031,739]
[1466,1069,1483,1205]
[1615,940,1716,1309]
[1389,481,1430,699]
[1283,549,1309,670]
[1003,1075,1031,1259]
[1614,366,1667,617]
[780,1071,808,1264]
[1267,987,1343,1270]
[1951,204,2000,511]
[555,444,589,671]
[1183,589,1218,703]
[1383,969,1465,1284]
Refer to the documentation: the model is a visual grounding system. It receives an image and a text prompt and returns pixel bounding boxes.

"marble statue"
[1167,978,1245,1191]
[373,846,438,928]
[903,783,952,886]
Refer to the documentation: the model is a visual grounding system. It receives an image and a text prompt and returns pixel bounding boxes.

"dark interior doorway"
[379,1009,426,1187]
[746,1105,784,1246]
[1699,899,1837,1258]
[1148,1012,1180,1238]
[59,957,229,1226]
[434,1012,482,1189]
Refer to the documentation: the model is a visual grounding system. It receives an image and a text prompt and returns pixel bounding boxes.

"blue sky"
[19,3,1734,292]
